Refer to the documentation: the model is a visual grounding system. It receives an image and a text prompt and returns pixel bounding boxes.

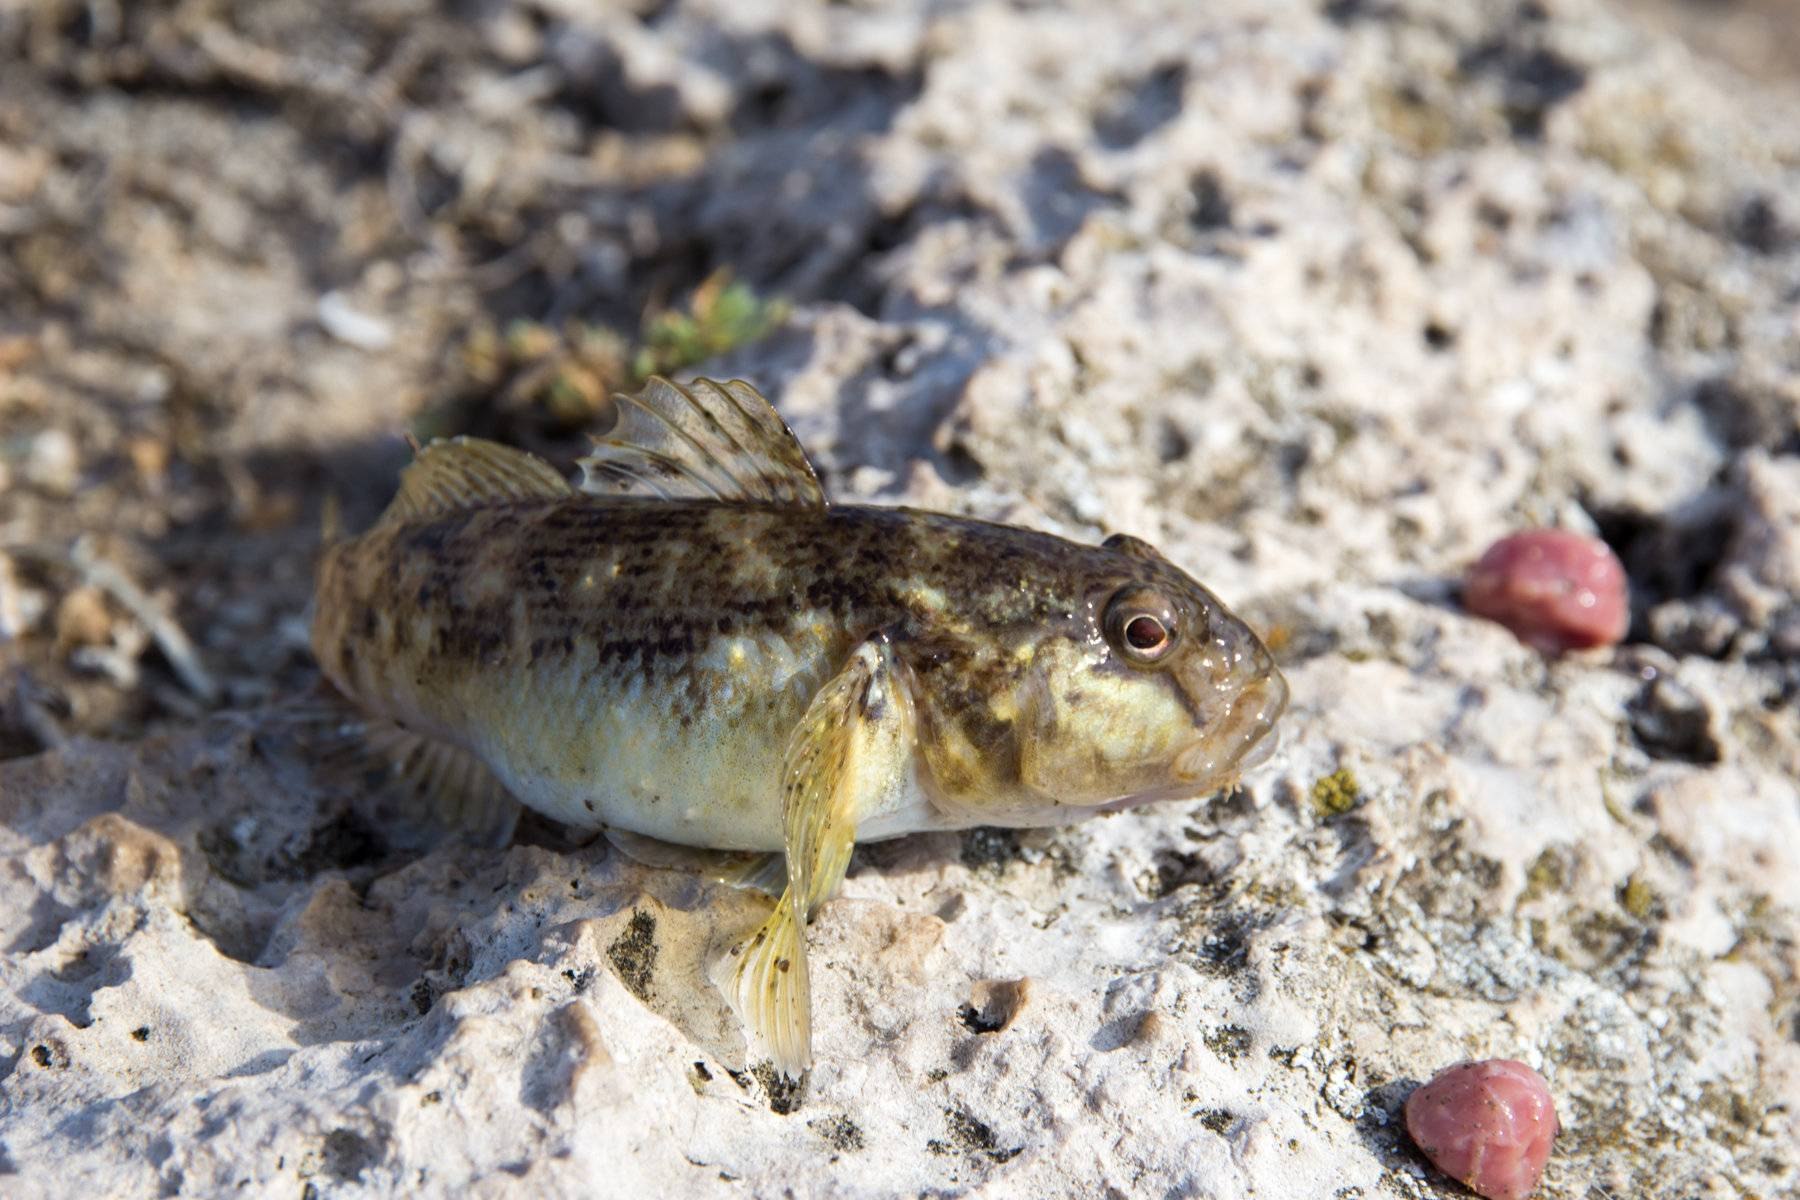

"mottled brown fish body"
[315,498,1153,849]
[312,377,1289,1079]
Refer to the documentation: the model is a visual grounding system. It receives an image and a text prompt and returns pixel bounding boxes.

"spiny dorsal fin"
[575,376,826,508]
[386,436,572,521]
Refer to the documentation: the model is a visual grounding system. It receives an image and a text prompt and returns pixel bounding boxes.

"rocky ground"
[1,0,1796,1196]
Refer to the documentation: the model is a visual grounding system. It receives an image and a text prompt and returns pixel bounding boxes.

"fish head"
[1005,533,1288,816]
[921,528,1288,820]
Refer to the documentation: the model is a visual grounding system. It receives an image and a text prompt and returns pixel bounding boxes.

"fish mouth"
[1086,669,1289,814]
[1172,669,1289,785]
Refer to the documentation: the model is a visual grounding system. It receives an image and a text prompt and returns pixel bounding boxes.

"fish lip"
[1232,720,1281,772]
[1172,670,1288,784]
[1088,670,1289,813]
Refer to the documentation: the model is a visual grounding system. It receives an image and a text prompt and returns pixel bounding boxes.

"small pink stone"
[1464,529,1629,654]
[1405,1059,1559,1200]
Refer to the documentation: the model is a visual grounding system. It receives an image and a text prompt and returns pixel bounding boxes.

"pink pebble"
[1405,1059,1559,1200]
[1464,529,1629,654]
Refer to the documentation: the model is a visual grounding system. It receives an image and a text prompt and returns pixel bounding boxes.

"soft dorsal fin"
[385,436,572,521]
[575,376,826,508]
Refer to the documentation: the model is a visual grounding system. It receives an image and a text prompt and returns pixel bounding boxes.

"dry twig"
[69,537,218,704]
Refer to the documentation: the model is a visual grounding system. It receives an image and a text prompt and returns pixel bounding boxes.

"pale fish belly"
[429,626,944,852]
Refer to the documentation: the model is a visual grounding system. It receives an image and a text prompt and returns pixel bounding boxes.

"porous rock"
[1,1,1798,1197]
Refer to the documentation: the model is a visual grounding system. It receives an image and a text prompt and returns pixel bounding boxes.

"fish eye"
[1105,588,1180,665]
[1125,615,1168,652]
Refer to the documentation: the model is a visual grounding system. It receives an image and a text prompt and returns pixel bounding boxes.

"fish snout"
[1231,668,1288,770]
[1172,667,1289,784]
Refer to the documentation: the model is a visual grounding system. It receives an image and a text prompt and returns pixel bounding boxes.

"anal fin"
[361,720,522,848]
[604,828,786,895]
[272,687,522,850]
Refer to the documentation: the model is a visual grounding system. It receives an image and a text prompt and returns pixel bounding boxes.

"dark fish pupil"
[1125,615,1165,651]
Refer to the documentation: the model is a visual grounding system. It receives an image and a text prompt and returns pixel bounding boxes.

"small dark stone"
[1156,418,1192,464]
[752,1061,806,1115]
[1094,62,1187,150]
[1734,194,1786,254]
[959,978,1031,1036]
[321,1129,381,1182]
[1460,37,1587,139]
[938,1108,1022,1163]
[1022,147,1123,249]
[606,910,659,1001]
[1192,914,1255,976]
[1476,199,1514,231]
[1323,0,1393,23]
[960,826,1023,871]
[1590,498,1736,642]
[1190,169,1234,232]
[1629,676,1723,765]
[959,1005,1004,1034]
[1197,1108,1235,1134]
[1203,1024,1254,1061]
[807,1114,866,1153]
[1645,598,1741,661]
[1694,375,1800,455]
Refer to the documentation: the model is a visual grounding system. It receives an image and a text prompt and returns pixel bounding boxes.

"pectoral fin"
[717,636,915,1079]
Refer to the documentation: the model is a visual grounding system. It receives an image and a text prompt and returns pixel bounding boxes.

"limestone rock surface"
[1,1,1797,1197]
